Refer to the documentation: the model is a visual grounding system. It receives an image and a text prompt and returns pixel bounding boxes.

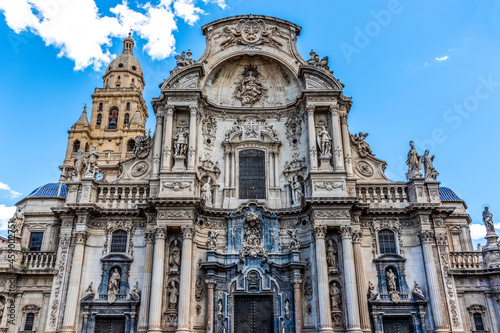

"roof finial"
[123,30,135,55]
[83,103,87,113]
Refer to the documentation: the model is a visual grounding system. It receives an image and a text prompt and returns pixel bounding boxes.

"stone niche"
[203,55,300,108]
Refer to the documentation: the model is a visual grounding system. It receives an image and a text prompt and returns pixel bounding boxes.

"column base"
[176,328,191,333]
[346,328,363,333]
[147,329,162,333]
[318,327,334,333]
[60,328,75,333]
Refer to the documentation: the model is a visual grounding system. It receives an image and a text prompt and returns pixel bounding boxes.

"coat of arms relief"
[233,65,268,106]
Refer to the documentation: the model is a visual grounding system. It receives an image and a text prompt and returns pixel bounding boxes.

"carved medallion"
[233,66,268,106]
[357,161,374,177]
[131,161,149,177]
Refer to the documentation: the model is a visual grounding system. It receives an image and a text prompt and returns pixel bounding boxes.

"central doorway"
[94,316,126,333]
[382,316,414,333]
[234,295,274,333]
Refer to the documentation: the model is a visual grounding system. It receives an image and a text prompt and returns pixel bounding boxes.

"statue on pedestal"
[85,145,99,177]
[201,177,213,207]
[316,126,332,157]
[169,240,181,271]
[107,268,120,304]
[173,128,189,157]
[10,207,24,236]
[421,150,439,180]
[168,280,179,309]
[73,150,86,180]
[405,141,422,180]
[483,207,496,234]
[290,175,303,207]
[287,229,300,251]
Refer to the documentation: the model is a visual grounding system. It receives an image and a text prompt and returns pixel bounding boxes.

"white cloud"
[0,182,21,198]
[435,55,449,61]
[0,205,15,231]
[469,223,500,240]
[0,0,226,70]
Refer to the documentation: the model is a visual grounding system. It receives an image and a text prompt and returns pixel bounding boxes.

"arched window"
[85,143,89,152]
[98,102,103,111]
[108,107,119,129]
[97,113,102,125]
[126,102,130,110]
[239,149,266,199]
[127,139,135,152]
[24,313,35,331]
[110,230,127,253]
[73,140,81,153]
[378,230,397,254]
[124,113,130,125]
[473,313,485,331]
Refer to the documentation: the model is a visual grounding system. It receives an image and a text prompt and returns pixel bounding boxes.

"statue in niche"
[329,282,341,311]
[129,281,141,301]
[287,229,300,251]
[168,280,179,309]
[326,239,337,269]
[421,150,439,180]
[290,175,303,207]
[233,65,268,106]
[483,207,495,233]
[195,278,203,301]
[85,145,99,176]
[350,132,374,157]
[73,149,86,180]
[405,141,422,180]
[207,230,219,250]
[173,128,189,157]
[316,126,332,157]
[284,299,291,319]
[200,177,213,207]
[10,207,24,235]
[386,269,397,292]
[169,240,181,271]
[0,299,4,322]
[217,299,223,315]
[107,268,121,304]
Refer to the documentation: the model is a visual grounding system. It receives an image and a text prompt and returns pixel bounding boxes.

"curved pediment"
[202,55,301,108]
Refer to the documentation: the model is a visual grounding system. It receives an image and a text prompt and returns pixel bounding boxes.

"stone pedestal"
[318,156,333,171]
[485,232,499,250]
[172,156,187,172]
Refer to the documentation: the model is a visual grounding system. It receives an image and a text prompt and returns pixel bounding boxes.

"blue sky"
[0,0,499,243]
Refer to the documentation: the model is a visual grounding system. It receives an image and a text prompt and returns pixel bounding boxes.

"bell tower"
[62,32,148,181]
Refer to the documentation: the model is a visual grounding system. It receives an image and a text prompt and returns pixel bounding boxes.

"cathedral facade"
[2,15,500,333]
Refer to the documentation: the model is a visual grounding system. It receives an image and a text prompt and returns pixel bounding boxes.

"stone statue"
[169,240,181,270]
[0,300,4,321]
[85,145,99,177]
[386,269,397,292]
[173,128,189,157]
[174,50,195,70]
[405,141,422,180]
[329,282,341,311]
[207,230,219,250]
[477,243,483,252]
[307,50,330,71]
[368,281,376,299]
[287,229,300,251]
[350,132,374,157]
[133,135,151,159]
[421,150,439,180]
[284,299,290,319]
[217,299,223,315]
[201,177,213,207]
[316,126,332,157]
[412,281,424,300]
[326,239,337,269]
[129,281,140,301]
[483,207,495,233]
[10,207,24,235]
[168,280,179,309]
[290,175,303,207]
[84,282,95,296]
[233,65,268,106]
[73,149,86,180]
[107,268,121,304]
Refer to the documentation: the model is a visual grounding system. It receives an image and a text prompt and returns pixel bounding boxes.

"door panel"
[382,316,414,333]
[94,317,126,333]
[234,295,274,333]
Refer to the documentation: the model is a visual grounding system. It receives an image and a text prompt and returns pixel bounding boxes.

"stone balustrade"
[450,252,483,270]
[21,251,57,269]
[96,184,149,209]
[356,183,409,204]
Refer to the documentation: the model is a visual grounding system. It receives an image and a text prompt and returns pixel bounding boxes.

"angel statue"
[288,229,300,251]
[207,230,220,250]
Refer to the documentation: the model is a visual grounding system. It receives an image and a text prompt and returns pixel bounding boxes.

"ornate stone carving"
[306,50,330,72]
[352,230,362,243]
[173,127,189,157]
[412,282,425,300]
[329,282,341,311]
[168,280,179,309]
[340,226,352,239]
[198,158,221,180]
[169,239,181,271]
[158,210,193,219]
[207,230,219,250]
[85,145,100,177]
[201,113,217,149]
[10,207,24,235]
[368,281,378,300]
[313,226,327,238]
[314,210,350,219]
[483,207,497,234]
[239,212,268,261]
[316,126,332,157]
[133,135,151,159]
[326,238,338,269]
[303,277,313,301]
[129,281,141,301]
[418,230,435,243]
[195,276,204,302]
[74,231,88,244]
[107,268,120,304]
[131,161,149,177]
[289,175,303,207]
[219,18,283,50]
[73,149,86,181]
[233,66,268,106]
[162,181,192,192]
[406,141,422,180]
[283,157,307,180]
[356,161,374,177]
[173,50,195,71]
[386,269,400,303]
[284,299,291,319]
[350,132,374,157]
[155,227,167,239]
[181,226,194,239]
[421,150,439,180]
[285,114,302,149]
[287,229,300,251]
[314,181,344,191]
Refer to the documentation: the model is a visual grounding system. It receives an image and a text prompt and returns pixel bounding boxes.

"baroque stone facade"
[1,14,500,333]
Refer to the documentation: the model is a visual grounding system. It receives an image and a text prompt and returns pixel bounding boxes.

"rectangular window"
[29,232,43,252]
[473,313,485,331]
[239,149,266,199]
[378,230,397,254]
[24,313,35,331]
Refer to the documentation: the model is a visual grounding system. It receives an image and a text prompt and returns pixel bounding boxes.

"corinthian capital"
[154,227,167,239]
[352,230,362,243]
[340,226,352,239]
[313,225,327,238]
[74,231,88,244]
[181,225,194,239]
[418,230,435,243]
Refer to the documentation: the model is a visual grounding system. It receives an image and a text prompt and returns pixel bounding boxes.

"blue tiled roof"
[27,183,67,199]
[439,187,462,201]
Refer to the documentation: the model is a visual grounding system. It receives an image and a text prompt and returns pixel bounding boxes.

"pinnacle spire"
[75,103,89,126]
[123,30,134,55]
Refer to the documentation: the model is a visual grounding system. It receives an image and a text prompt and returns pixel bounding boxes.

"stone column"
[273,150,279,187]
[231,150,236,188]
[419,230,447,332]
[176,226,194,333]
[138,230,155,333]
[329,105,344,171]
[307,105,318,171]
[352,231,370,332]
[162,106,174,171]
[340,226,362,333]
[340,112,353,175]
[187,106,197,171]
[61,231,88,333]
[152,112,164,178]
[293,279,303,333]
[148,227,167,333]
[313,226,333,332]
[224,151,230,187]
[206,280,217,333]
